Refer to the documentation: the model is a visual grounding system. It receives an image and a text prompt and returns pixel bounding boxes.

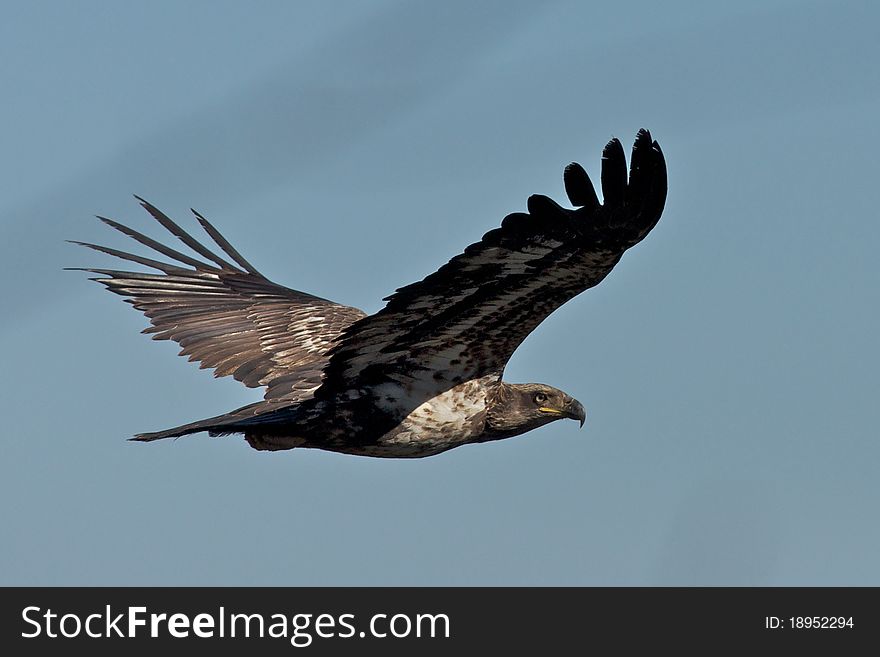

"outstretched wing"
[71,198,366,402]
[318,129,666,398]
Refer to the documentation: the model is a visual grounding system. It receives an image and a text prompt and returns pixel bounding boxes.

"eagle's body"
[245,377,495,458]
[73,129,667,458]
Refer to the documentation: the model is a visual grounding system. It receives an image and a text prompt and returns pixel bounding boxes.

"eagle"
[72,129,666,458]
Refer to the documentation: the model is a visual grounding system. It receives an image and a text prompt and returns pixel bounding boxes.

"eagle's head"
[486,383,586,437]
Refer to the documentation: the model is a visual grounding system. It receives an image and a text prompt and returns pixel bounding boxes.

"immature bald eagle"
[73,129,666,458]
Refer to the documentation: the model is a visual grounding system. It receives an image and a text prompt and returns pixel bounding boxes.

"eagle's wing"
[71,198,366,403]
[317,129,666,398]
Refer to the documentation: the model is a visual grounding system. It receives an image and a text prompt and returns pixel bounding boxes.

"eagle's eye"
[534,392,548,405]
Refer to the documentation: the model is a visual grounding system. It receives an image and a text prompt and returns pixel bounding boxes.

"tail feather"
[131,415,239,442]
[129,400,302,442]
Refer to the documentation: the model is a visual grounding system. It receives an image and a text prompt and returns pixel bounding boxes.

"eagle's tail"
[131,413,245,442]
[130,400,294,442]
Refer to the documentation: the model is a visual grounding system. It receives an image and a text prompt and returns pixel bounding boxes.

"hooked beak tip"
[566,399,586,429]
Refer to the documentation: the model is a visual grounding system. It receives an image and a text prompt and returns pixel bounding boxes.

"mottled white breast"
[371,376,495,456]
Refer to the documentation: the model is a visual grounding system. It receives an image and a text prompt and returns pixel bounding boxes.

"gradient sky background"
[2,0,878,585]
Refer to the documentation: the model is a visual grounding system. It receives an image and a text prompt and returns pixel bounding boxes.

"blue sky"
[2,0,878,584]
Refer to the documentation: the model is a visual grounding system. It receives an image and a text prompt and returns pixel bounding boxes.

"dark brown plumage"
[72,129,667,458]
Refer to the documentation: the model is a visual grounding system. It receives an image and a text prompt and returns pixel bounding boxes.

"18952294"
[765,616,854,630]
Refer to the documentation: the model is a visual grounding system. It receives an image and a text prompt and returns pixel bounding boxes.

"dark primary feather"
[317,129,666,398]
[71,198,366,403]
[563,162,599,210]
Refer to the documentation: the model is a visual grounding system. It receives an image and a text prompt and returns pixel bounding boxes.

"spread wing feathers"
[70,197,366,402]
[317,129,666,398]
